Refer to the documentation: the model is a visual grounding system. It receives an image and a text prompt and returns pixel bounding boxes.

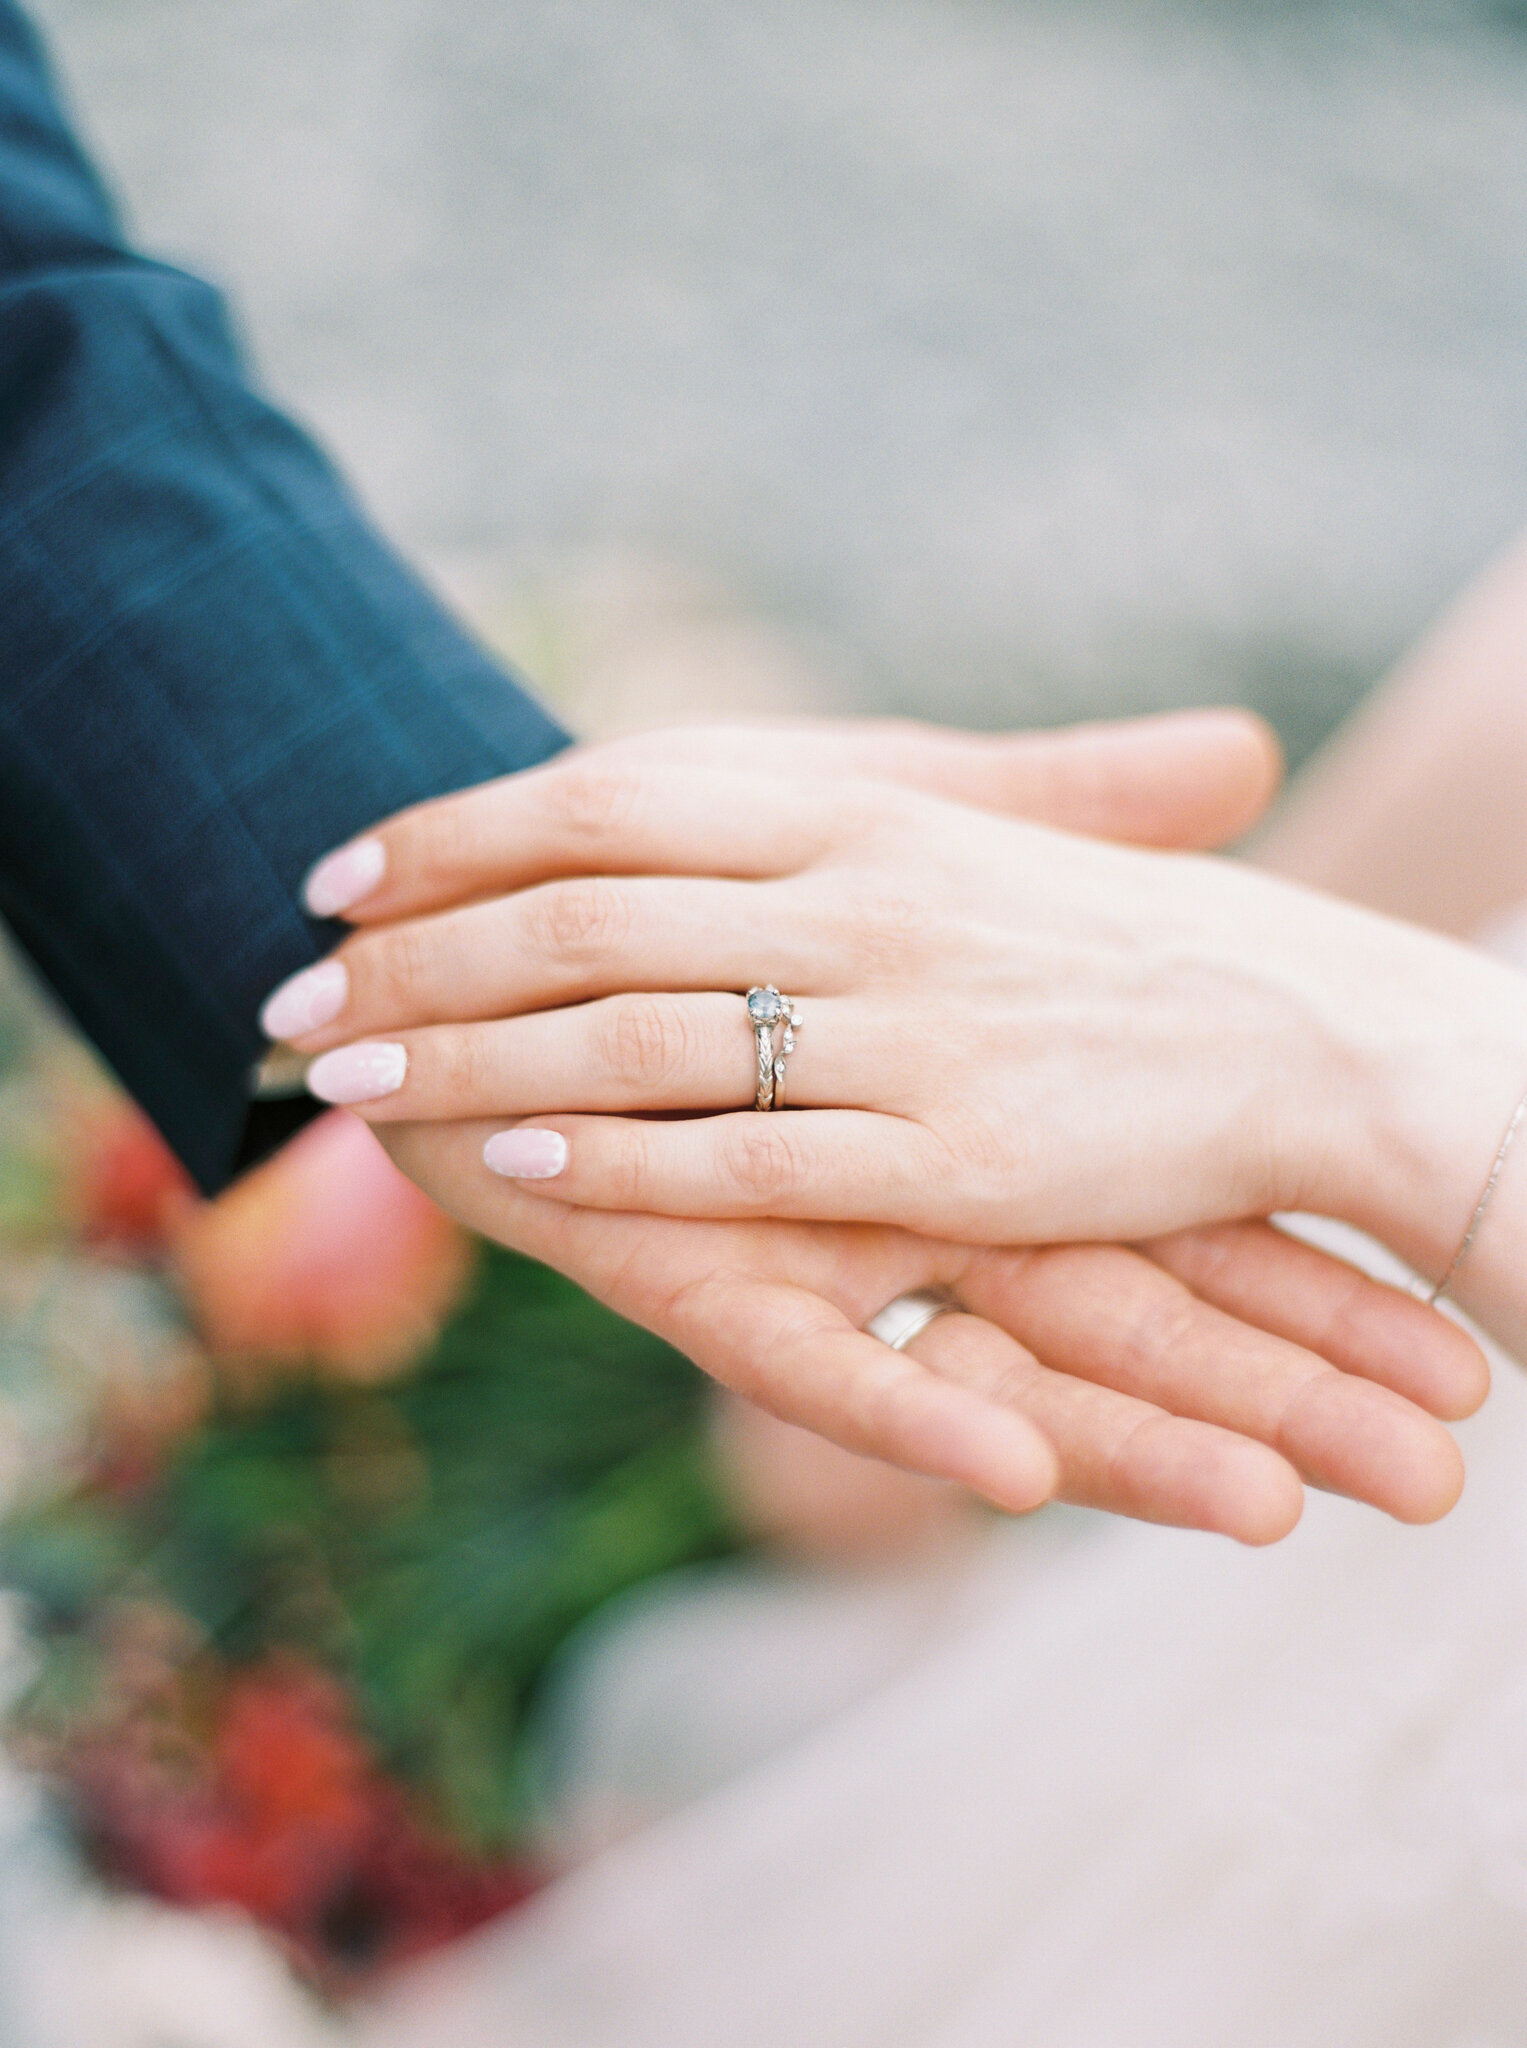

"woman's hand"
[264,745,1527,1283]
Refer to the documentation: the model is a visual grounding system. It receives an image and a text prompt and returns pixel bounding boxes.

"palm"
[381,1117,1479,1543]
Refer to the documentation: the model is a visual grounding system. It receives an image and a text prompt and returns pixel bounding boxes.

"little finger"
[477,1109,950,1230]
[958,1243,1463,1524]
[1142,1220,1490,1422]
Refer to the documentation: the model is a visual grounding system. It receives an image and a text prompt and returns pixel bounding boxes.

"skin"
[272,739,1527,1271]
[1248,521,1527,1366]
[1256,527,1527,941]
[262,713,1487,1542]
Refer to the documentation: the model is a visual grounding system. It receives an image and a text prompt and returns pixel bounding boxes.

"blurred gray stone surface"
[30,0,1527,755]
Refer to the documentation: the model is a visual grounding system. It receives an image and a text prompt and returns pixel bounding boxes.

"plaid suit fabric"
[0,4,568,1192]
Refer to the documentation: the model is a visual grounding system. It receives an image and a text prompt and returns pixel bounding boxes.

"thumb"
[618,707,1284,849]
[836,708,1284,849]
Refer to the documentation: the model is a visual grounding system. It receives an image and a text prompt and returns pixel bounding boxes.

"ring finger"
[301,992,878,1120]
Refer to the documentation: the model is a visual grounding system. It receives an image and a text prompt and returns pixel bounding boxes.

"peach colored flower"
[171,1111,472,1386]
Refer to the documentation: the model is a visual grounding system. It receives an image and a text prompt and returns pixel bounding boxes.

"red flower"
[72,1101,196,1258]
[66,1656,538,1986]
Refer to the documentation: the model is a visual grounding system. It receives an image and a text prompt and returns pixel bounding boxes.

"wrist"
[1293,911,1527,1283]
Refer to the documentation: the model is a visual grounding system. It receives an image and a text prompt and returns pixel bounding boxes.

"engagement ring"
[747,984,802,1110]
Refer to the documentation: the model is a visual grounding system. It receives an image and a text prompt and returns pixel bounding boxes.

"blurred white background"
[33,0,1527,754]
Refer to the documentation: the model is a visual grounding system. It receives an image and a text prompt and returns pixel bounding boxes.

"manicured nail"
[483,1129,569,1180]
[303,837,386,918]
[306,1041,408,1105]
[259,959,349,1040]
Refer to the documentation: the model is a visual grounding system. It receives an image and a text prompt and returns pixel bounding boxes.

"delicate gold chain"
[1429,1083,1527,1303]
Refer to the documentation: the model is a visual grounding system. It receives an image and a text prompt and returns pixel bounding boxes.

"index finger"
[301,709,1281,923]
[302,757,855,923]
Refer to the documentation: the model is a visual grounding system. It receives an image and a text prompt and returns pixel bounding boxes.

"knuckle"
[403,796,481,892]
[942,1108,1016,1194]
[1144,1222,1237,1292]
[1122,1291,1201,1378]
[606,1125,658,1209]
[600,997,692,1090]
[1105,1411,1167,1498]
[868,888,935,965]
[436,1025,493,1102]
[550,760,645,847]
[351,918,441,1012]
[718,1118,802,1206]
[820,879,934,976]
[920,1324,1035,1417]
[527,878,633,963]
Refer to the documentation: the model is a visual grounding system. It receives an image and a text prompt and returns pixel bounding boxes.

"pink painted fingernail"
[259,959,349,1040]
[483,1129,569,1180]
[302,837,387,918]
[306,1041,408,1105]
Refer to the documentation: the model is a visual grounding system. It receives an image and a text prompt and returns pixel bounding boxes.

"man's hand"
[379,1117,1482,1542]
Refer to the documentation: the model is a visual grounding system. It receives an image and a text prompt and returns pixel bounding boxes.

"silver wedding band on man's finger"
[864,1289,960,1351]
[747,985,802,1110]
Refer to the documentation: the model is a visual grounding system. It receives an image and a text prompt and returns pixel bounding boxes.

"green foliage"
[2,1243,741,1847]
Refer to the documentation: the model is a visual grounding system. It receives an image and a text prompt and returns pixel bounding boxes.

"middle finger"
[261,875,831,1050]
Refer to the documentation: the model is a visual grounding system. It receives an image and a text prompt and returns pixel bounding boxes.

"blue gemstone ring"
[746,985,802,1110]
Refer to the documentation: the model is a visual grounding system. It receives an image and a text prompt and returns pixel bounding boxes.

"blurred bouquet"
[0,947,738,1992]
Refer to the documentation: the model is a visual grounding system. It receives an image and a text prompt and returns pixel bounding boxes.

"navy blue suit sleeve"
[0,4,569,1192]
